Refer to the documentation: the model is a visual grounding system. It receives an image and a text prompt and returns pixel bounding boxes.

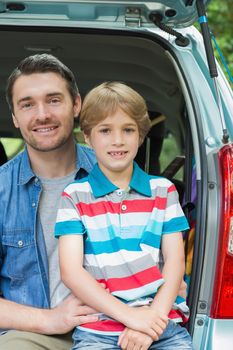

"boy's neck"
[99,163,133,190]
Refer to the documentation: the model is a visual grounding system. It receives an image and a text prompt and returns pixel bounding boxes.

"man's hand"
[118,328,154,350]
[45,294,98,334]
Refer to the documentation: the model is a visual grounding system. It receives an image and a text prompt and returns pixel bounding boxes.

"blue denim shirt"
[0,144,95,311]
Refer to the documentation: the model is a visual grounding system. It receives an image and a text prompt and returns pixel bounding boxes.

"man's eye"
[21,102,32,110]
[50,98,60,104]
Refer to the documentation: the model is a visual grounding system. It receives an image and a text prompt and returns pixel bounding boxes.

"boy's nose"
[112,131,124,145]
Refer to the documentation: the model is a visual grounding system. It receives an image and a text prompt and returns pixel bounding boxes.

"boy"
[55,82,193,349]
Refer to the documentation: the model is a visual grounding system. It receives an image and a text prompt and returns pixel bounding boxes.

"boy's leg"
[71,329,120,350]
[149,321,193,350]
[0,331,73,350]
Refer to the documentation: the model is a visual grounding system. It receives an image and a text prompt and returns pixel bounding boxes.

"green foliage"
[207,0,233,84]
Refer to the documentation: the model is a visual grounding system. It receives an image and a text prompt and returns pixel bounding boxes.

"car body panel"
[0,0,211,28]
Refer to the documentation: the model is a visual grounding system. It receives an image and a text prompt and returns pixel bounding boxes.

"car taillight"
[211,143,233,318]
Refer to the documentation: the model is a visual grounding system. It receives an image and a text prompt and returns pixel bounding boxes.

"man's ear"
[12,113,19,128]
[73,94,82,119]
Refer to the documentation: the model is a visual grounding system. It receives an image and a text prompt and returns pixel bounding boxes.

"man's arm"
[0,294,98,335]
[151,232,185,315]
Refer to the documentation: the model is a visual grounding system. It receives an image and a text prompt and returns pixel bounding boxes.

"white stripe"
[81,212,152,229]
[65,181,90,195]
[149,177,171,189]
[56,208,80,222]
[84,249,159,268]
[112,279,164,301]
[164,203,184,221]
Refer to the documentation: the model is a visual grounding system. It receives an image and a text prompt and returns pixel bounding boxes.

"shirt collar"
[19,143,95,185]
[89,162,152,198]
[74,144,95,176]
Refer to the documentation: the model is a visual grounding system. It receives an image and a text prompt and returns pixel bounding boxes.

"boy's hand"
[123,306,168,339]
[118,328,154,350]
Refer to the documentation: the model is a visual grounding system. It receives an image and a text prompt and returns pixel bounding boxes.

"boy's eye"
[99,128,110,134]
[124,127,135,133]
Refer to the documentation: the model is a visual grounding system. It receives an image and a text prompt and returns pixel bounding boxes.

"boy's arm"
[151,231,185,315]
[0,294,98,334]
[59,234,167,338]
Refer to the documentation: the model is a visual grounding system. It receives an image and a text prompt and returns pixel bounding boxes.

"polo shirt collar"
[89,162,152,198]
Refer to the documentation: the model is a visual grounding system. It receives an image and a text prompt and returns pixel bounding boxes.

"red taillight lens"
[211,144,233,318]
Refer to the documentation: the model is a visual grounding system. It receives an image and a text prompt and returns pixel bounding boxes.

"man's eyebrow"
[17,92,63,105]
[17,96,32,106]
[46,92,63,98]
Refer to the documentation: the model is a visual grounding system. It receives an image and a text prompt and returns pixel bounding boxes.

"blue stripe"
[85,237,141,254]
[163,216,189,233]
[87,225,147,241]
[54,220,85,236]
[145,220,163,235]
[140,231,161,249]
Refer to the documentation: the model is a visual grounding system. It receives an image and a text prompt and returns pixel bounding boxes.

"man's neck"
[27,141,77,179]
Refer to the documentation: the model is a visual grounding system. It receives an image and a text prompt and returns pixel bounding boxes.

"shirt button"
[32,202,36,207]
[18,240,23,247]
[34,178,38,183]
[117,190,123,196]
[122,204,127,211]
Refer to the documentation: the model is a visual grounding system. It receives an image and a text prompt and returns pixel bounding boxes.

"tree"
[207,0,233,84]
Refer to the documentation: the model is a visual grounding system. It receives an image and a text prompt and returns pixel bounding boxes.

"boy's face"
[85,108,140,183]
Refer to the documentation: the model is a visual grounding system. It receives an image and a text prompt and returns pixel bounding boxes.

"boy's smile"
[85,108,140,188]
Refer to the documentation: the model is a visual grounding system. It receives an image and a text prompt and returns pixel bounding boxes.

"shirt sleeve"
[54,188,85,238]
[162,182,189,234]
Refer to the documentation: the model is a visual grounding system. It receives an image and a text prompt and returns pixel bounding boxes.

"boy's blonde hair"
[80,82,151,145]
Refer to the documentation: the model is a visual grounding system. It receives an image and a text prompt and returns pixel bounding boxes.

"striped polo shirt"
[55,162,189,335]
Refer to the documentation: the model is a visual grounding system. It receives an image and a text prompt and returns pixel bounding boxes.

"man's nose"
[36,103,50,120]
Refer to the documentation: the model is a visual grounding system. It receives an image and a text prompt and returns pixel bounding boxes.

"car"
[0,1,232,349]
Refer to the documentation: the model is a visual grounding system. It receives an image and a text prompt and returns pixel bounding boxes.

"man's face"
[11,72,81,152]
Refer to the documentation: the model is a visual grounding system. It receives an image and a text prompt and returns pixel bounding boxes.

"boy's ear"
[84,133,92,148]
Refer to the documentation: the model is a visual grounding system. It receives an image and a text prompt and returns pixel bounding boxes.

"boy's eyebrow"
[17,92,63,105]
[98,122,137,126]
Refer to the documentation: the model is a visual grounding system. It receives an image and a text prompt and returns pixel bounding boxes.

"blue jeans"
[71,321,193,349]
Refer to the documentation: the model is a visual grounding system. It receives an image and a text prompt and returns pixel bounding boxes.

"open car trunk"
[0,25,205,335]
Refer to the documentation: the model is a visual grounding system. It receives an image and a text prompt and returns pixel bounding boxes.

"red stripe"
[168,309,189,324]
[168,184,176,193]
[97,266,163,292]
[80,320,125,332]
[62,191,71,198]
[77,198,166,217]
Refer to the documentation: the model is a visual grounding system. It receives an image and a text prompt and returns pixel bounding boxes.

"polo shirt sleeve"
[162,181,189,234]
[54,186,85,238]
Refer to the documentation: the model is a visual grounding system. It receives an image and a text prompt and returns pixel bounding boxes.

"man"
[0,54,98,349]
